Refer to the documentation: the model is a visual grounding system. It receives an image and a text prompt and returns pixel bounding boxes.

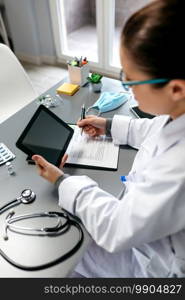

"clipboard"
[64,125,119,171]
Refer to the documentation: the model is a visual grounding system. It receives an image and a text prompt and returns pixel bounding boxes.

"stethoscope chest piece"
[0,189,36,215]
[19,189,36,204]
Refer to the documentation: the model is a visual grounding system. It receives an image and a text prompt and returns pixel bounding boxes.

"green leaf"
[87,73,103,83]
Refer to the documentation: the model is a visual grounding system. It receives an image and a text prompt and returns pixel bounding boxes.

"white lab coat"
[58,114,185,277]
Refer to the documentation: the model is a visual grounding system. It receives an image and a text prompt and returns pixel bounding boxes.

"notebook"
[65,125,119,171]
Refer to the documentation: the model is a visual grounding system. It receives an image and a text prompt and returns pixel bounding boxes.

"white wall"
[64,0,94,34]
[4,0,56,64]
[33,0,56,62]
[115,0,150,27]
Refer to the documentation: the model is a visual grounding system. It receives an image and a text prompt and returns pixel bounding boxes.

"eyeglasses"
[119,70,170,91]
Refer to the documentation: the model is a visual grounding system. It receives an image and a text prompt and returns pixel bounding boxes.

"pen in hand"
[81,104,86,135]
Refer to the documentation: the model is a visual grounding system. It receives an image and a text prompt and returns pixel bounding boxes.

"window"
[49,0,150,77]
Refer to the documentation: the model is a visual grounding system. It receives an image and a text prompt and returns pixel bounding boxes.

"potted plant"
[87,73,103,92]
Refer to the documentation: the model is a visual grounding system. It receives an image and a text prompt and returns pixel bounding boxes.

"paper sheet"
[66,125,119,169]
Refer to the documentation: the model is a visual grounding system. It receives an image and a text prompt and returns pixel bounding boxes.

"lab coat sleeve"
[58,148,185,253]
[111,115,167,149]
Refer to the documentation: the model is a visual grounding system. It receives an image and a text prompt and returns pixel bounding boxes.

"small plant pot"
[91,82,102,93]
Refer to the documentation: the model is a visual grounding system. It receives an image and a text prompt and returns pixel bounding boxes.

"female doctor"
[32,0,185,277]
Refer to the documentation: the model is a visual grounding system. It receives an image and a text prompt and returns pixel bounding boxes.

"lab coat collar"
[157,113,185,153]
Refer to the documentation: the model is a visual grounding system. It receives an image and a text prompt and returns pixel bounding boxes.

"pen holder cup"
[68,63,89,87]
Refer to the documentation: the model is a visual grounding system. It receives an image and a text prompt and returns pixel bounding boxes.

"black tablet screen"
[16,105,74,166]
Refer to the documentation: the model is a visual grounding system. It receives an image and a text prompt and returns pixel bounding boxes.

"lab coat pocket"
[132,248,151,277]
[170,256,185,277]
[169,231,185,277]
[132,247,170,278]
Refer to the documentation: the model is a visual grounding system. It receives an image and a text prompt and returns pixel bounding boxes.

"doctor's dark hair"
[121,0,185,86]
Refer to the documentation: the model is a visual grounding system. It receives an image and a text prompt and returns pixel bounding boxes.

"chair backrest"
[0,44,38,123]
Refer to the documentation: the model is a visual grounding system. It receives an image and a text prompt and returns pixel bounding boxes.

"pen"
[82,57,88,65]
[81,104,86,135]
[79,56,82,67]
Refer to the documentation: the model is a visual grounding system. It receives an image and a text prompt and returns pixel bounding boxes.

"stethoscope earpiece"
[3,234,9,241]
[6,210,15,217]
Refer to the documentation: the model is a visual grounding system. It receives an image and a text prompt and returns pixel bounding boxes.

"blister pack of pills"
[0,143,15,165]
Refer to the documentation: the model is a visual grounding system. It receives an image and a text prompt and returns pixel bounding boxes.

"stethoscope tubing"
[0,199,21,215]
[5,212,69,234]
[0,212,84,271]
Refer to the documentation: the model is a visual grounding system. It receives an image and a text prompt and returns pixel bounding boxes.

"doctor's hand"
[32,154,68,183]
[77,115,106,137]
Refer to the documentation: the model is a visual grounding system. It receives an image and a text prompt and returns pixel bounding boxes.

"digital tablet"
[16,105,74,166]
[130,105,155,119]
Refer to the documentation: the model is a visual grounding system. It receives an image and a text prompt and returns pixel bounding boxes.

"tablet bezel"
[16,105,74,166]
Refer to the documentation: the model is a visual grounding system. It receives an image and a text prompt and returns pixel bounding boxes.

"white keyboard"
[0,143,15,165]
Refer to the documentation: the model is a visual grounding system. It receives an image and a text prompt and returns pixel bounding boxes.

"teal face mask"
[86,92,131,115]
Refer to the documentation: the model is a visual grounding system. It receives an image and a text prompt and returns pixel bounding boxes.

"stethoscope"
[0,190,84,271]
[3,210,70,240]
[0,189,36,215]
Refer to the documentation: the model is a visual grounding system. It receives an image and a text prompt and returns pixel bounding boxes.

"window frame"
[49,0,121,78]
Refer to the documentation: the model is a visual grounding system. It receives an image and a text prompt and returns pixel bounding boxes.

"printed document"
[65,125,119,170]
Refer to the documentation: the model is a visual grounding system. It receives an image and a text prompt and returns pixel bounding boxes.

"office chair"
[0,43,38,124]
[0,10,10,47]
